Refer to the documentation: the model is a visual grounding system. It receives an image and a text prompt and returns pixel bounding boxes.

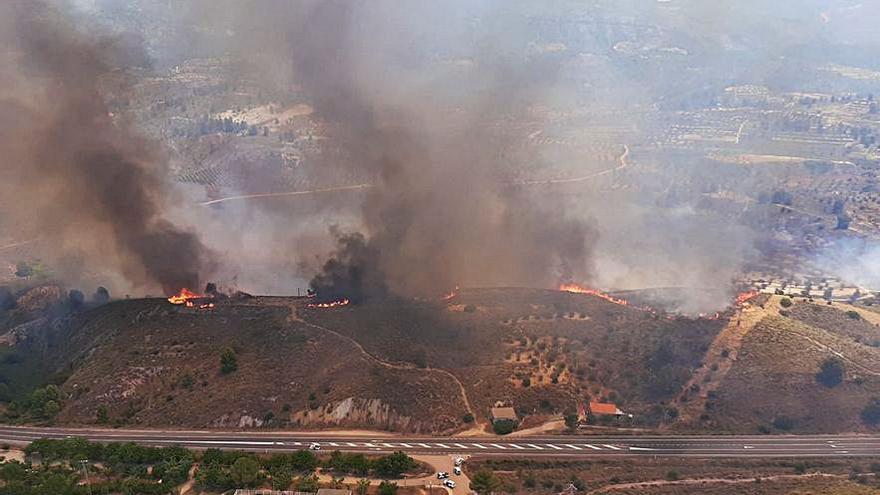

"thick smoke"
[0,1,213,295]
[198,0,595,301]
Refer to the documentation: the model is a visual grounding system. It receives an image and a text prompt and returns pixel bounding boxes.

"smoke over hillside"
[197,0,596,301]
[0,1,213,294]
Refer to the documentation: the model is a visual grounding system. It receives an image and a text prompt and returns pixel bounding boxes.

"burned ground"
[302,288,725,426]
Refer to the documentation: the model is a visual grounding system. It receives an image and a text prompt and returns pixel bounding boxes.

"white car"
[444,479,456,489]
[437,472,449,479]
[309,443,321,450]
[454,457,464,466]
[453,466,462,476]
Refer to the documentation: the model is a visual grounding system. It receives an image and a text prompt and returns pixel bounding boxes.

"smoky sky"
[0,1,214,295]
[191,0,596,300]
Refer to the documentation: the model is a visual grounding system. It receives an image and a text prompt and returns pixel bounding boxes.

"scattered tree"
[378,481,398,495]
[492,420,516,435]
[470,470,501,495]
[93,286,110,304]
[861,398,880,426]
[220,347,238,374]
[230,456,262,487]
[816,358,845,388]
[564,413,579,430]
[357,478,371,495]
[96,405,109,424]
[847,310,861,320]
[462,413,475,423]
[780,297,793,308]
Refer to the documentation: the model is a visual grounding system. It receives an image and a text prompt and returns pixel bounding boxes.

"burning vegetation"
[167,288,214,309]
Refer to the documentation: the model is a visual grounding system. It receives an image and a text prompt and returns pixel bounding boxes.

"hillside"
[0,287,725,433]
[701,296,880,433]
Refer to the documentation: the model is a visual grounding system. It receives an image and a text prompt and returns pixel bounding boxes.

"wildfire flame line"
[308,299,350,309]
[735,290,760,306]
[559,284,632,306]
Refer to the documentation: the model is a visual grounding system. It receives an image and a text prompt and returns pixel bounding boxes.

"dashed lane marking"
[583,444,601,450]
[546,444,564,450]
[526,444,544,450]
[603,444,622,450]
[471,443,488,449]
[453,443,469,449]
[564,444,583,450]
[490,444,507,449]
[508,444,526,450]
[435,443,451,449]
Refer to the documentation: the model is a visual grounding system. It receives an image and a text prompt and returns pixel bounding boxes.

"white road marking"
[583,444,601,450]
[381,443,396,448]
[292,442,302,446]
[508,444,526,450]
[363,443,378,448]
[345,443,357,447]
[399,443,413,448]
[628,446,655,451]
[490,444,507,449]
[546,444,564,450]
[328,442,339,447]
[471,444,488,449]
[603,444,621,450]
[453,443,468,449]
[564,444,582,450]
[526,444,544,450]
[435,443,450,449]
[417,443,433,448]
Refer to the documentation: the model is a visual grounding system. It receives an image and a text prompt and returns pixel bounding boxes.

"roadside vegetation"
[0,438,422,494]
[466,457,880,494]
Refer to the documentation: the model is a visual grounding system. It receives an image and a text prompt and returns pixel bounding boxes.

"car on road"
[437,471,449,479]
[443,479,456,489]
[453,466,462,476]
[309,443,321,450]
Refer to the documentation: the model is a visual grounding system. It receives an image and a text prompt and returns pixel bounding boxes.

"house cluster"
[577,401,630,426]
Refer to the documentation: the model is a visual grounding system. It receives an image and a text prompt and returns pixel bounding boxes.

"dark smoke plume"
[0,1,213,295]
[204,0,596,301]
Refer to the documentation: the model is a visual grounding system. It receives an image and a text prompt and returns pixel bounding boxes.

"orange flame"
[441,286,460,301]
[735,291,759,306]
[559,284,631,306]
[308,299,350,309]
[168,288,201,305]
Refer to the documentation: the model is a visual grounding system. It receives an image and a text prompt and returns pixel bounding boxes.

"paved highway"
[2,426,879,457]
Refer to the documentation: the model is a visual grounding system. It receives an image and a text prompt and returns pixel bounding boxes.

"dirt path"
[585,472,854,494]
[176,463,198,495]
[785,327,880,376]
[675,296,779,424]
[290,308,475,418]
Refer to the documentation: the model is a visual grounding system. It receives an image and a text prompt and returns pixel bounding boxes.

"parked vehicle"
[444,479,457,488]
[309,443,321,450]
[437,471,449,479]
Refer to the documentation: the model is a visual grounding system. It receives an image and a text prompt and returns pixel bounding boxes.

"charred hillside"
[2,287,728,433]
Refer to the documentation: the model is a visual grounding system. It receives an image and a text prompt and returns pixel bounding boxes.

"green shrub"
[780,297,792,308]
[220,347,238,374]
[816,358,844,388]
[493,419,517,435]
